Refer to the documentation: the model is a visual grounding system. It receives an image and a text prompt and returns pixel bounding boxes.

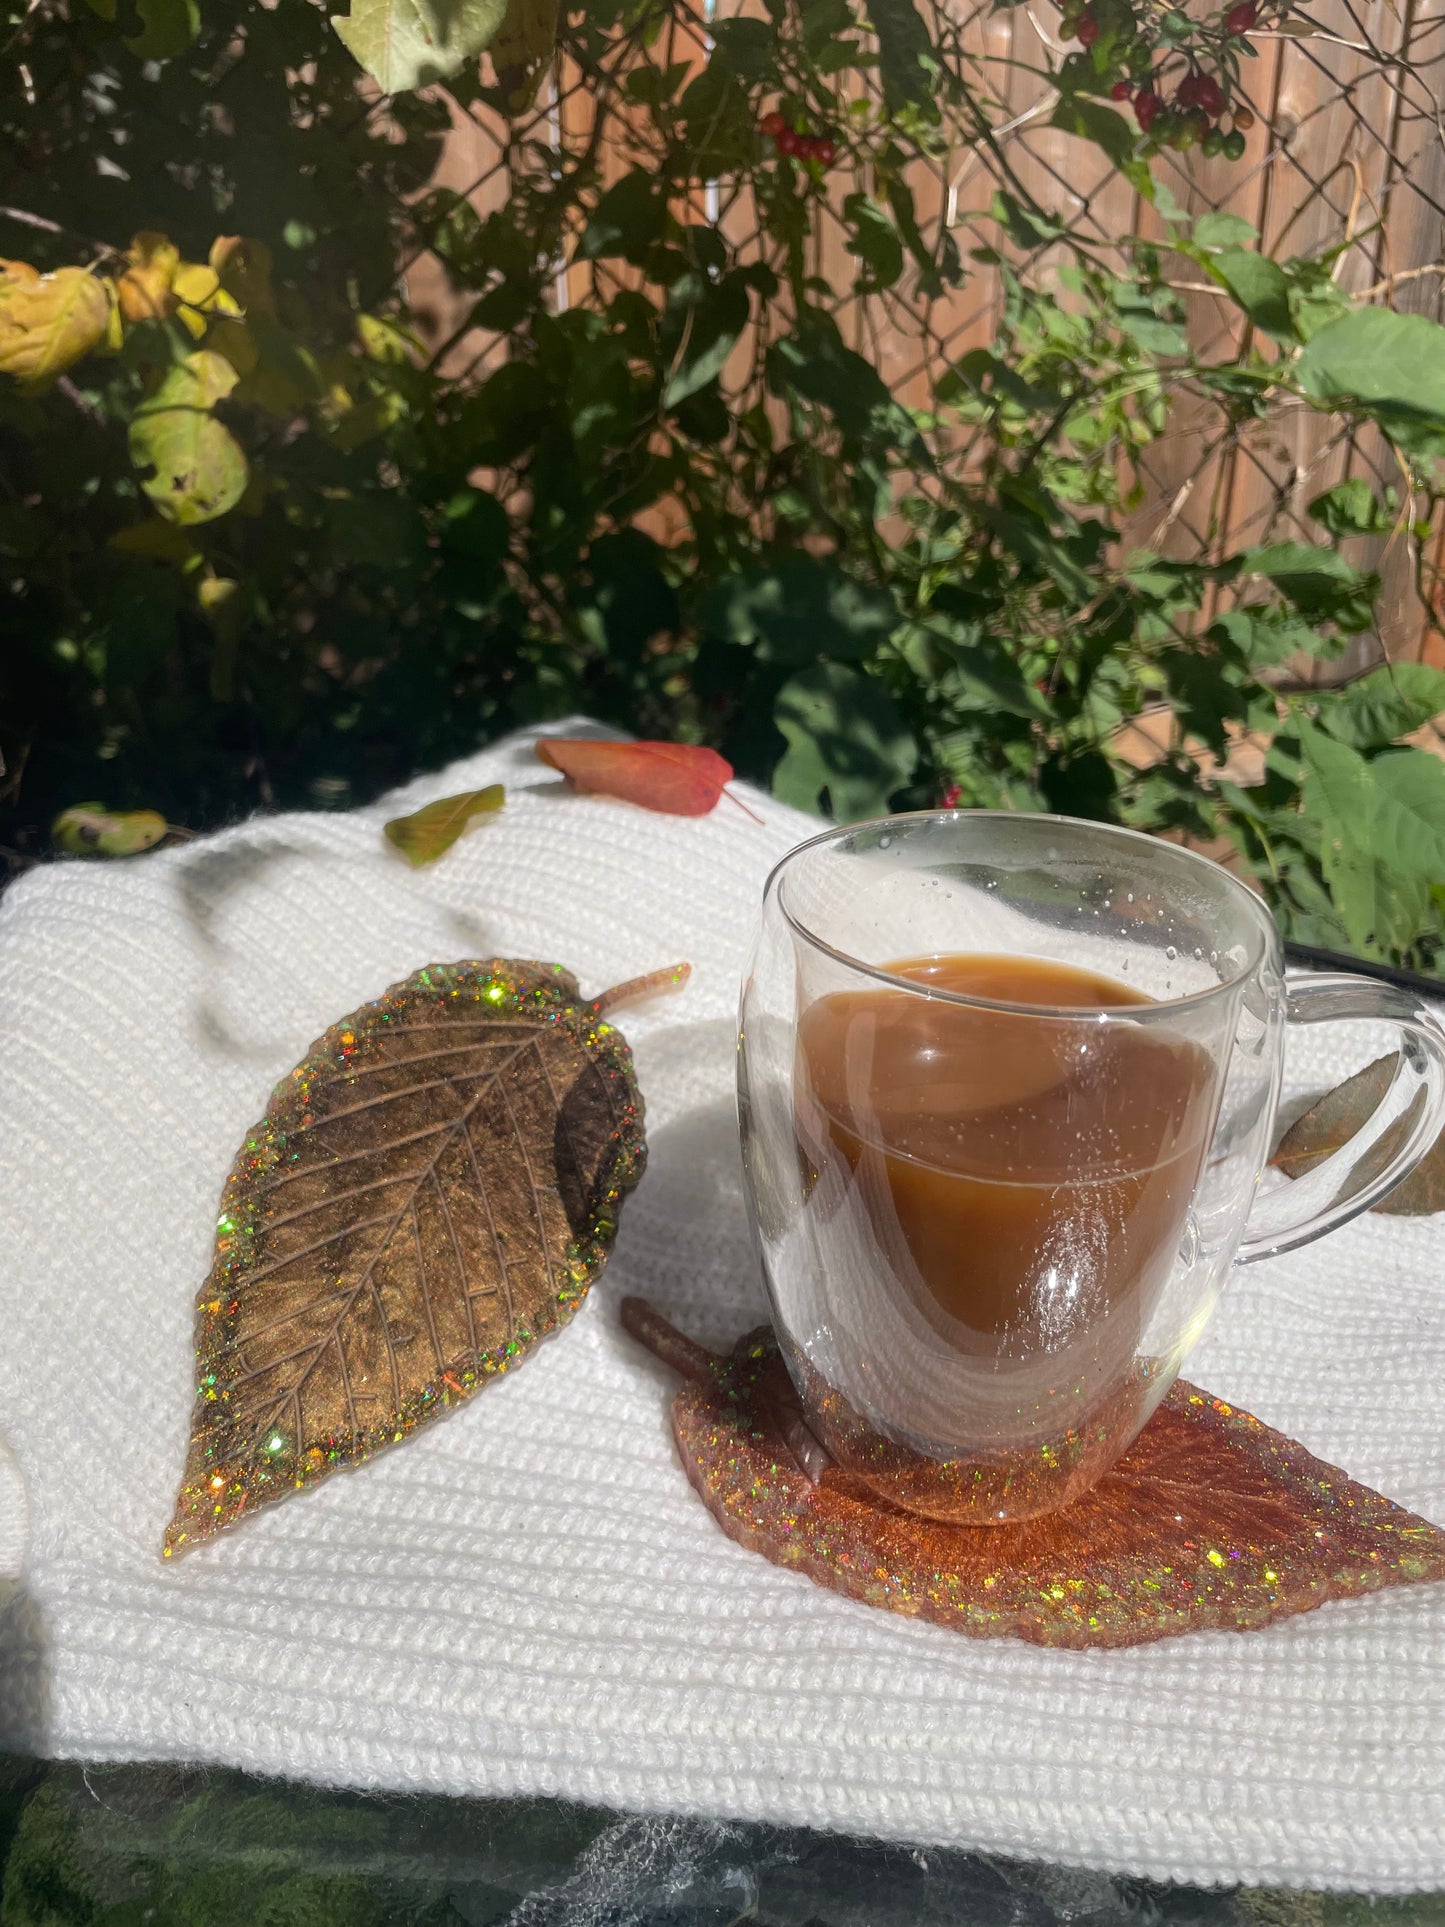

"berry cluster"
[1059,0,1262,158]
[760,111,837,166]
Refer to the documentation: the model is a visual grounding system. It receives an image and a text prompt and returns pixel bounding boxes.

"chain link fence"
[401,0,1445,706]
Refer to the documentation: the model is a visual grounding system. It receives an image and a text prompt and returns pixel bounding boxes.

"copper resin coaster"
[621,1299,1445,1651]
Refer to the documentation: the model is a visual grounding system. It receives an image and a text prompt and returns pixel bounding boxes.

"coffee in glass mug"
[739,814,1445,1523]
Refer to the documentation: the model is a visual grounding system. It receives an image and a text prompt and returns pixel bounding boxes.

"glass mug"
[737,811,1445,1524]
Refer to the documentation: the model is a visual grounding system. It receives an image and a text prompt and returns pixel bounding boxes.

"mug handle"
[1236,973,1445,1264]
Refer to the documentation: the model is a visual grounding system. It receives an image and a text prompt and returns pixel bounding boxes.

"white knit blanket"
[2,720,1443,1896]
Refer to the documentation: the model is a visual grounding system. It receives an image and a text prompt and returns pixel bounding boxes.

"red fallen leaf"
[536,737,735,816]
[620,1299,1445,1652]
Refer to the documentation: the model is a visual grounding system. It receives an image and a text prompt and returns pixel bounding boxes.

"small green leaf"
[53,804,169,856]
[1308,479,1394,539]
[1050,96,1151,198]
[843,193,905,291]
[1296,307,1445,437]
[768,318,926,461]
[708,14,776,78]
[662,277,749,409]
[1192,211,1257,249]
[700,556,897,665]
[1244,542,1376,631]
[128,350,249,526]
[1319,820,1429,958]
[1316,664,1445,751]
[864,0,936,113]
[1165,650,1249,758]
[124,0,199,58]
[1298,718,1373,829]
[1206,248,1294,340]
[773,663,917,819]
[383,785,505,865]
[989,192,1065,252]
[579,170,668,264]
[1368,750,1445,880]
[1207,607,1336,669]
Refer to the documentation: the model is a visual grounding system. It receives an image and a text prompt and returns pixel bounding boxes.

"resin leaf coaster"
[621,1299,1445,1651]
[165,959,685,1556]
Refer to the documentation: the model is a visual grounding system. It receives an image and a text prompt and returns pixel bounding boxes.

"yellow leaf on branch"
[357,312,422,363]
[0,261,114,384]
[173,261,237,338]
[116,232,180,324]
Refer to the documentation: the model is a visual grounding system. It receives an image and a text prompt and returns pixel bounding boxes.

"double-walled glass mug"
[737,811,1445,1524]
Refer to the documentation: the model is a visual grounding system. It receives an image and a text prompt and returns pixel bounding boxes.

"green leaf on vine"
[700,556,898,666]
[1050,96,1152,198]
[1368,751,1445,880]
[1308,479,1396,539]
[331,0,508,93]
[773,662,917,819]
[1316,665,1445,751]
[1296,308,1445,448]
[864,0,937,113]
[1244,543,1376,632]
[128,351,249,526]
[662,276,750,408]
[1206,248,1294,341]
[579,170,668,264]
[124,0,199,58]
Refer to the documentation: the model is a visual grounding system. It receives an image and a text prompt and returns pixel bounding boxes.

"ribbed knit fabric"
[1,720,1443,1894]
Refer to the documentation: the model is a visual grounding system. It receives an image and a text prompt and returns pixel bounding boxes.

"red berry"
[760,111,785,138]
[1177,73,1200,107]
[777,129,800,156]
[1225,1,1257,33]
[1111,78,1133,99]
[815,136,836,165]
[1197,74,1225,115]
[940,783,963,809]
[1077,11,1100,45]
[1135,87,1160,130]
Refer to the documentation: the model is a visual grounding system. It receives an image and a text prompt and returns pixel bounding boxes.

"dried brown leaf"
[165,958,647,1555]
[623,1302,1445,1650]
[1271,1055,1445,1215]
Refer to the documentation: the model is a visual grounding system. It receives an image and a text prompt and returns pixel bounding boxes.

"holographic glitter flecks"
[619,1299,1445,1651]
[164,959,660,1557]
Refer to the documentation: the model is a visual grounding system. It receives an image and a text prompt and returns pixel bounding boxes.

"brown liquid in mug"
[795,954,1219,1352]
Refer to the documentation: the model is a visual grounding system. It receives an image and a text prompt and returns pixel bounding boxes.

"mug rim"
[768,806,1279,1017]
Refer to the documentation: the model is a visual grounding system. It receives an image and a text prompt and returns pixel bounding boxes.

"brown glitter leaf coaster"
[164,959,688,1556]
[621,1299,1445,1650]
